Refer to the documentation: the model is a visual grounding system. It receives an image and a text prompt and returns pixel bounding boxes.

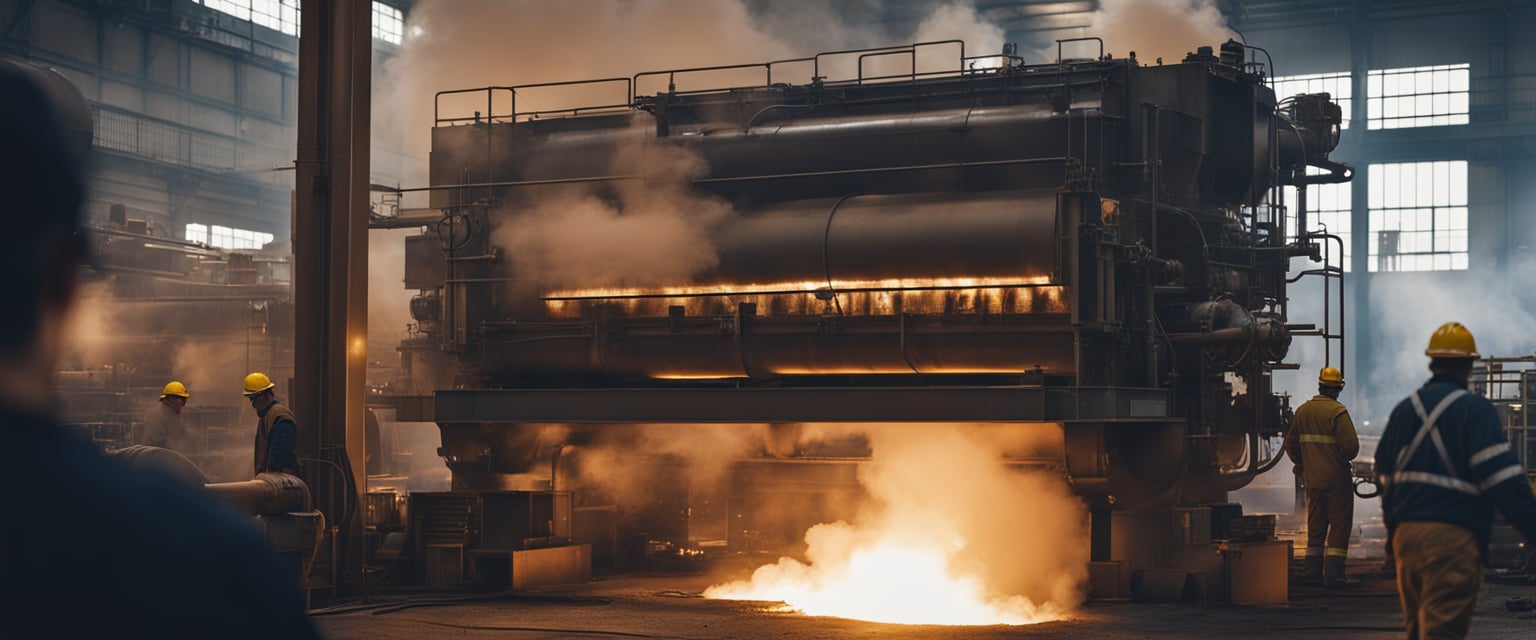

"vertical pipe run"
[294,0,370,587]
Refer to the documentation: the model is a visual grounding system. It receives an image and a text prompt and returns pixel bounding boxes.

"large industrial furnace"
[382,39,1349,587]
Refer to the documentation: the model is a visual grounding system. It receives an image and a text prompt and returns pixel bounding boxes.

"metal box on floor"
[510,544,592,590]
[481,491,572,550]
[425,544,466,587]
[574,506,618,574]
[1224,541,1291,605]
[1173,507,1213,545]
[1088,561,1132,601]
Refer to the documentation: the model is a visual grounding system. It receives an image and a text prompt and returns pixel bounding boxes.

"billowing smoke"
[373,0,798,167]
[913,1,1004,61]
[58,276,288,482]
[564,424,762,510]
[706,424,1087,625]
[489,143,734,290]
[1080,0,1236,63]
[1366,265,1536,417]
[373,0,1011,293]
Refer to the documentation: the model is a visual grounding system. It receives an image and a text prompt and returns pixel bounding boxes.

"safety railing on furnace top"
[432,40,1033,129]
[1473,356,1536,476]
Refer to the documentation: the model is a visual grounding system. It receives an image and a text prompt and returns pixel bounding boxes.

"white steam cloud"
[1082,0,1236,64]
[373,0,1010,293]
[490,143,733,290]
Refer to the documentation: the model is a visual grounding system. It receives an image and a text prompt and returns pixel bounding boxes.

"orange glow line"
[544,277,1059,301]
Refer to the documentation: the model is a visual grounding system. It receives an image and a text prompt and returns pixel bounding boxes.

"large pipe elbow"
[205,473,313,516]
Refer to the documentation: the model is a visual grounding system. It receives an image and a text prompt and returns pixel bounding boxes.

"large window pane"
[198,1,403,43]
[1367,161,1470,272]
[1366,64,1470,130]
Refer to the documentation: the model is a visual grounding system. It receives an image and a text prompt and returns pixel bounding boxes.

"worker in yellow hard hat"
[136,381,194,455]
[1377,322,1536,639]
[243,372,300,477]
[1286,365,1360,587]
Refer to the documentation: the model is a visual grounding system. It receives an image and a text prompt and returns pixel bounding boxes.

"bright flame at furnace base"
[705,426,1088,626]
[704,527,1066,625]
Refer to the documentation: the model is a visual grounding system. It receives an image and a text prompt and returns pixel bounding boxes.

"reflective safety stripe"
[1383,471,1480,495]
[1325,547,1349,557]
[1403,390,1467,473]
[1479,465,1527,492]
[1299,434,1339,444]
[1470,443,1511,467]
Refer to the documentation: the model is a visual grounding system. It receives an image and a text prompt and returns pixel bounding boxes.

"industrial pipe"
[205,473,313,516]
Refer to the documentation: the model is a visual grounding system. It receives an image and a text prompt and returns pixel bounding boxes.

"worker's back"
[1290,393,1359,489]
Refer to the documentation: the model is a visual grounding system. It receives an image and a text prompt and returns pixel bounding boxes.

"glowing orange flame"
[705,426,1086,626]
[543,276,1067,318]
[705,534,1065,626]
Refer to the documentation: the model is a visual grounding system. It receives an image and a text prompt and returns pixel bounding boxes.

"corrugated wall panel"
[103,23,143,75]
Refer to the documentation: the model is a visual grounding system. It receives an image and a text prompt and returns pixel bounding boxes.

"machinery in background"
[1471,355,1536,570]
[55,211,293,482]
[373,39,1350,596]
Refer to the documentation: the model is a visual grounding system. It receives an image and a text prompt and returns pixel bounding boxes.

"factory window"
[185,223,275,250]
[1367,64,1470,129]
[1272,71,1352,129]
[373,3,404,45]
[199,0,300,37]
[1368,161,1468,272]
[1282,176,1353,272]
[199,1,404,43]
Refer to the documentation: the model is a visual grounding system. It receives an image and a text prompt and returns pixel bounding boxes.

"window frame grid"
[1366,63,1470,130]
[1366,161,1469,272]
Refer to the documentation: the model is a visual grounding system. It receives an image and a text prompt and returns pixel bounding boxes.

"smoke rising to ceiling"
[489,142,734,290]
[375,0,1012,293]
[1365,265,1536,418]
[1084,0,1236,63]
[705,424,1086,625]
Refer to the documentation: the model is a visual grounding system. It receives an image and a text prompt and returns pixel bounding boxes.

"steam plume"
[1083,0,1236,63]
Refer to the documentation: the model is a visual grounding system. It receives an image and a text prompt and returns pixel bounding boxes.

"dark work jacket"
[0,406,321,638]
[254,401,298,476]
[1377,375,1536,557]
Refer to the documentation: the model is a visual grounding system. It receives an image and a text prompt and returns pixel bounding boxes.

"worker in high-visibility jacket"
[1377,322,1536,640]
[1286,365,1360,587]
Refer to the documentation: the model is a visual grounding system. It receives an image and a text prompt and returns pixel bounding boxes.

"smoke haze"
[374,0,1011,293]
[1084,0,1236,63]
[490,142,734,290]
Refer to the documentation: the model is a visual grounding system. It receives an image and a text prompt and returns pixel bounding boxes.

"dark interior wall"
[1,0,299,240]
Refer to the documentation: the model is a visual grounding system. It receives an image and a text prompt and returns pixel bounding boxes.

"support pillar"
[294,0,370,590]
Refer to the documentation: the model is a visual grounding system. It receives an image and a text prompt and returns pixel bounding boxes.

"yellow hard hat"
[161,381,189,398]
[242,372,276,396]
[1426,322,1479,358]
[1318,366,1345,387]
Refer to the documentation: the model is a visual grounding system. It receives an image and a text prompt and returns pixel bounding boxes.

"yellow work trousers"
[1392,521,1482,640]
[1305,484,1354,558]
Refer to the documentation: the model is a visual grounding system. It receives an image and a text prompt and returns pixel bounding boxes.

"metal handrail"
[1055,37,1104,63]
[435,41,986,128]
[434,77,632,127]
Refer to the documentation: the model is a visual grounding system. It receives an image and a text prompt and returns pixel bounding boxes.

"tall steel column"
[294,0,369,585]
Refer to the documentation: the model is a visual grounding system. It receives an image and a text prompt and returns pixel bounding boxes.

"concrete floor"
[312,563,1536,639]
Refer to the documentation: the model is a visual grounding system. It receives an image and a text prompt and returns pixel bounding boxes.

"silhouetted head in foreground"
[0,56,92,416]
